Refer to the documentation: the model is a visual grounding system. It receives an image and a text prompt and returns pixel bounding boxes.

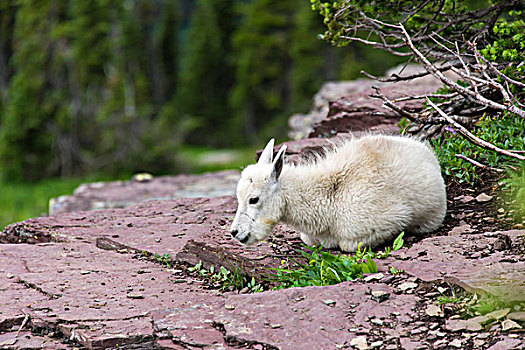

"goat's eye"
[249,197,259,205]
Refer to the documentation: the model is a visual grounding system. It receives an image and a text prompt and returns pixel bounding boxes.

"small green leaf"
[392,232,405,251]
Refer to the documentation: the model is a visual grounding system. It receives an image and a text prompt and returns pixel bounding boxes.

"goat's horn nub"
[258,138,275,164]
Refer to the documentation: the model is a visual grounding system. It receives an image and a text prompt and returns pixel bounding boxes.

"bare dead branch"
[454,154,505,173]
[16,313,29,337]
[370,86,420,121]
[426,98,525,161]
[401,24,525,118]
[359,63,459,82]
[390,92,458,103]
[340,36,412,56]
[401,0,433,25]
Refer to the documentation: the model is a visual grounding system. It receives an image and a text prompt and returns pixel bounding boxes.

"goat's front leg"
[300,232,340,249]
[337,239,360,253]
[299,232,316,246]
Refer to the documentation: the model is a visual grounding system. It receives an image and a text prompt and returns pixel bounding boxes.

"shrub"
[431,112,524,184]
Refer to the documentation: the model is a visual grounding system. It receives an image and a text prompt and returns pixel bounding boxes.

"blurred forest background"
[0,0,403,182]
[0,0,403,227]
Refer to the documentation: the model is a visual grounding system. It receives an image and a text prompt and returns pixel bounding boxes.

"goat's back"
[306,134,446,245]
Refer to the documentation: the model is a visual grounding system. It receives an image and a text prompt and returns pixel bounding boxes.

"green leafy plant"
[500,166,525,223]
[480,11,525,67]
[392,231,405,251]
[432,112,524,184]
[246,276,264,293]
[153,253,174,268]
[188,260,263,293]
[437,287,463,305]
[269,233,405,289]
[389,266,403,275]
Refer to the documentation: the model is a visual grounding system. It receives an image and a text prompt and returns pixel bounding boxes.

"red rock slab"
[0,242,223,349]
[58,318,156,349]
[152,300,237,349]
[2,197,300,281]
[448,261,525,304]
[3,197,239,246]
[49,170,240,215]
[487,336,523,350]
[384,230,525,302]
[0,246,53,333]
[154,282,422,350]
[310,95,401,137]
[0,331,76,349]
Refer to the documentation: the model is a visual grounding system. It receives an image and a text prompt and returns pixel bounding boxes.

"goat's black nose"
[230,229,238,237]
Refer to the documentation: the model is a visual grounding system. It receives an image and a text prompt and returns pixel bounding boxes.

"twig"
[360,63,458,82]
[467,40,525,109]
[391,92,458,103]
[16,313,29,337]
[401,0,433,24]
[418,124,442,139]
[340,36,412,56]
[370,87,420,121]
[455,154,504,173]
[426,98,525,161]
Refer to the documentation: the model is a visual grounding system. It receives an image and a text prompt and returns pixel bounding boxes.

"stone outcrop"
[288,64,457,140]
[385,230,525,304]
[49,170,240,215]
[1,194,524,349]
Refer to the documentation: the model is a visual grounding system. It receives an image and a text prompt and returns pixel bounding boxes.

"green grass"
[176,145,256,174]
[0,177,92,230]
[468,295,507,316]
[437,287,464,305]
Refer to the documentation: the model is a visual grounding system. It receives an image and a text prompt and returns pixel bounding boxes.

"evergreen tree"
[151,0,180,104]
[0,0,17,108]
[57,0,115,176]
[0,0,68,181]
[230,0,296,142]
[289,2,332,113]
[0,0,184,181]
[175,0,236,146]
[95,0,181,175]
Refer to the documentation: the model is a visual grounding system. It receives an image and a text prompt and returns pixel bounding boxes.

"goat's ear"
[258,138,275,164]
[272,144,286,181]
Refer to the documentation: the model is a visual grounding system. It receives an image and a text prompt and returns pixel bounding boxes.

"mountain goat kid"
[230,135,446,252]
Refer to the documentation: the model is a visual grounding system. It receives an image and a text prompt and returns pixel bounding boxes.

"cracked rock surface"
[2,185,524,349]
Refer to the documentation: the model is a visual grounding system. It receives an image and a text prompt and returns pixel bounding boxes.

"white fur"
[230,134,447,252]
